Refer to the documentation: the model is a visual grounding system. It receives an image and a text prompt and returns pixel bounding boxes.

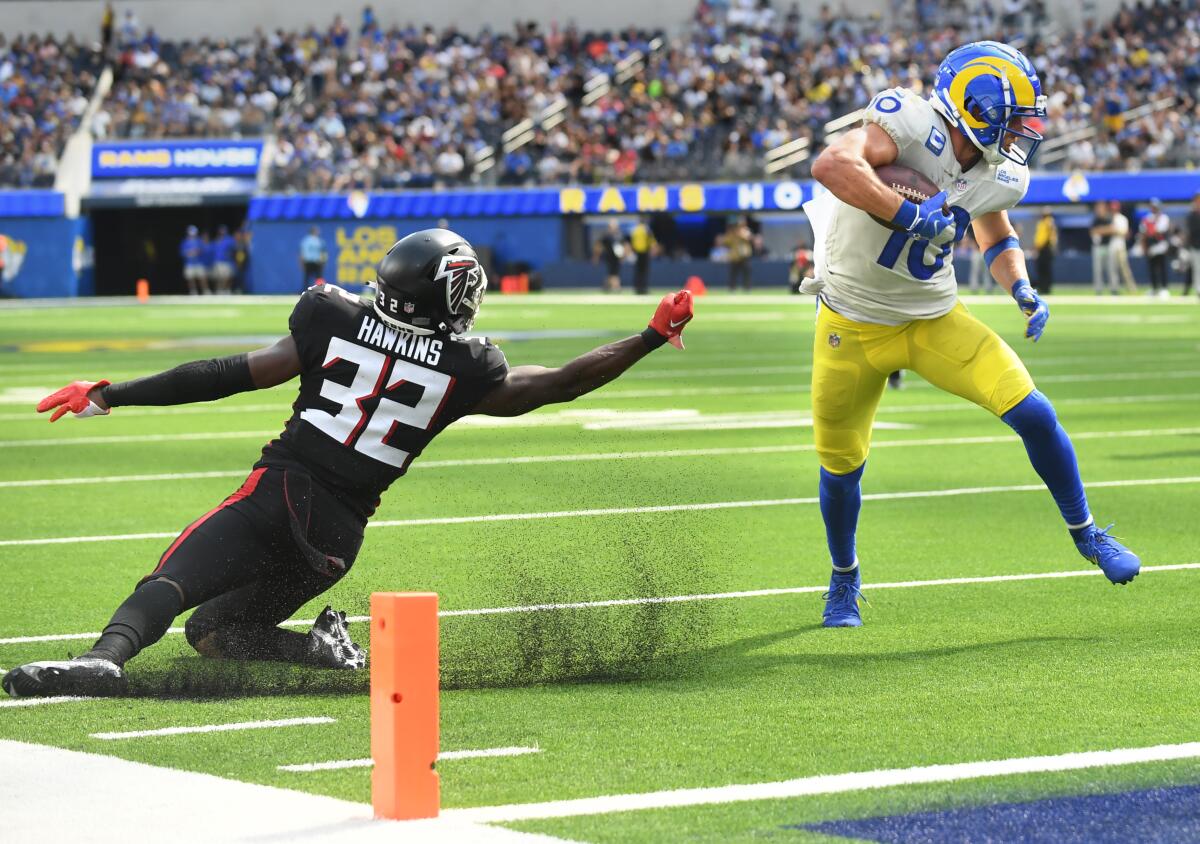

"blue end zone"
[792,784,1200,843]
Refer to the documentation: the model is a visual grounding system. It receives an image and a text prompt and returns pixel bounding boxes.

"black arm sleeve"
[101,353,255,408]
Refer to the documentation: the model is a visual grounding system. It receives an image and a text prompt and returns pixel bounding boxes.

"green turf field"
[1,292,1198,842]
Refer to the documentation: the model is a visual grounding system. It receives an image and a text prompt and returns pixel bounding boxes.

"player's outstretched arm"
[471,290,693,418]
[974,210,1049,342]
[36,337,302,422]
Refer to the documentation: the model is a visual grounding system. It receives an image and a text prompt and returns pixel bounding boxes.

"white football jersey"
[809,87,1029,325]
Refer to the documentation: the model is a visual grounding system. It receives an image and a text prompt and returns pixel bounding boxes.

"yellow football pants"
[812,301,1036,475]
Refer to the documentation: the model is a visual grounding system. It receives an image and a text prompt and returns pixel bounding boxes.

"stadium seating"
[2,0,1199,188]
[0,34,103,188]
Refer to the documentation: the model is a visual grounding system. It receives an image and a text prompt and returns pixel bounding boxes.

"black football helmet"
[373,228,487,335]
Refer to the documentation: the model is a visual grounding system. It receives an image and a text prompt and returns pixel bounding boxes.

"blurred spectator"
[629,217,657,294]
[961,228,991,293]
[299,226,327,289]
[210,225,237,293]
[724,216,755,292]
[1034,207,1058,294]
[102,3,115,52]
[1090,201,1115,295]
[181,225,209,295]
[234,227,252,294]
[593,220,625,293]
[1187,192,1200,298]
[788,238,813,294]
[1108,201,1138,294]
[1139,198,1172,297]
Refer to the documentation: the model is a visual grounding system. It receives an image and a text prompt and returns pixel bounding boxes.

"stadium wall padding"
[246,218,562,295]
[0,217,92,298]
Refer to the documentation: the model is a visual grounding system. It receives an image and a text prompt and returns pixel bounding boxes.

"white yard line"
[0,430,273,448]
[278,746,541,773]
[3,563,1196,647]
[2,475,1198,548]
[89,716,335,740]
[10,423,1198,489]
[0,695,95,708]
[444,741,1200,824]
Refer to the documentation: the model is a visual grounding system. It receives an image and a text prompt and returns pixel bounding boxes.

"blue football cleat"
[1075,523,1141,585]
[822,566,865,627]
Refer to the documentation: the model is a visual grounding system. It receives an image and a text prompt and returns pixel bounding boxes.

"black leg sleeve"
[85,579,184,666]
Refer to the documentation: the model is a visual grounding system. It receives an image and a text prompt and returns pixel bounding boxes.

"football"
[869,164,945,231]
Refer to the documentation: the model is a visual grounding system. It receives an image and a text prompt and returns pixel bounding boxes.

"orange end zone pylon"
[370,592,440,820]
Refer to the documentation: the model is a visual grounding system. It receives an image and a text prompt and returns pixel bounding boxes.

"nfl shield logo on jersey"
[828,332,841,349]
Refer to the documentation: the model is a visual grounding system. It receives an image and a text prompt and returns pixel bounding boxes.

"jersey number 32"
[301,337,452,469]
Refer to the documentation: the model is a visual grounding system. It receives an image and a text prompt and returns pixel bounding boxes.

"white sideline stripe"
[3,475,1199,548]
[0,740,566,843]
[434,563,1200,617]
[90,716,335,740]
[277,746,541,772]
[445,741,1200,823]
[0,695,94,708]
[4,564,1197,647]
[9,424,1199,489]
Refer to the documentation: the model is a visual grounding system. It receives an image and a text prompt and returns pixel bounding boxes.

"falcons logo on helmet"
[433,254,482,315]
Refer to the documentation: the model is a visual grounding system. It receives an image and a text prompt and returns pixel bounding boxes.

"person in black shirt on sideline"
[3,229,695,698]
[1186,192,1200,298]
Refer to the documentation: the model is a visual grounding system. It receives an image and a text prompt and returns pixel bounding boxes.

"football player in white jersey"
[803,41,1141,627]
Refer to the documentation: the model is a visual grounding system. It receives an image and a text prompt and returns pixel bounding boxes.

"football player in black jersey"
[3,229,695,698]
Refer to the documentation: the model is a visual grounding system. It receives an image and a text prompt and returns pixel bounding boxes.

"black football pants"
[96,468,363,663]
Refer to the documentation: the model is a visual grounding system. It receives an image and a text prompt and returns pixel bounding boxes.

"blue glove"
[891,191,955,244]
[1011,279,1049,342]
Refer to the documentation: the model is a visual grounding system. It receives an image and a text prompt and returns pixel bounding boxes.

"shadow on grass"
[119,623,1088,700]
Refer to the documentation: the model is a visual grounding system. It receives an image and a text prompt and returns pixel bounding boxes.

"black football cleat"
[2,657,127,698]
[306,606,366,669]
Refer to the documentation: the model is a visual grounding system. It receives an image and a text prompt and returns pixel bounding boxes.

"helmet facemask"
[962,88,1047,166]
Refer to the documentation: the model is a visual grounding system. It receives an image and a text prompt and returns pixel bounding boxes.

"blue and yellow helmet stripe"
[931,41,1048,166]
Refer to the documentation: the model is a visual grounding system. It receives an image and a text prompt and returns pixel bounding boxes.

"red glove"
[648,290,694,350]
[36,379,111,422]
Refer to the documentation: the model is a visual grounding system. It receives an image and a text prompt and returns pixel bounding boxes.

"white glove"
[74,401,110,419]
[798,276,826,296]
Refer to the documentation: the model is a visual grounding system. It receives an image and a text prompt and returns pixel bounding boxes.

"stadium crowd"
[0,33,103,188]
[2,0,1200,188]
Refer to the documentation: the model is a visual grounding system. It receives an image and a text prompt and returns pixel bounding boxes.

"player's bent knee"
[1001,389,1057,435]
[183,610,221,655]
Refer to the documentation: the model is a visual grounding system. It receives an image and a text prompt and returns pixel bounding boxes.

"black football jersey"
[256,284,508,518]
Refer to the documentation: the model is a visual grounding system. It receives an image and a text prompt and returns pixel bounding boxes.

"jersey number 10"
[876,205,971,280]
[301,337,453,469]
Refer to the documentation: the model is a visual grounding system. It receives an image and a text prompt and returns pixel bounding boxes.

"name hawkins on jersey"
[355,315,444,366]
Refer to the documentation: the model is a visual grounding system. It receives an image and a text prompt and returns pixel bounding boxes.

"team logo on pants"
[828,332,841,348]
